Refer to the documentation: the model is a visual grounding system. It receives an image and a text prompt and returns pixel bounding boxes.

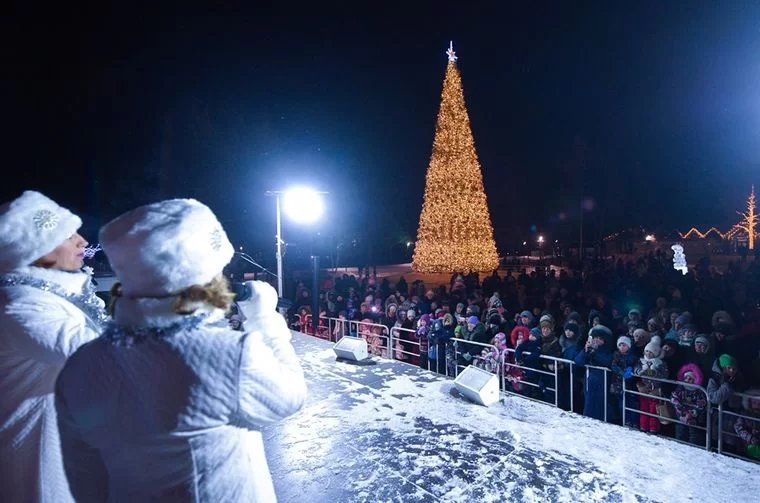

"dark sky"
[7,2,760,258]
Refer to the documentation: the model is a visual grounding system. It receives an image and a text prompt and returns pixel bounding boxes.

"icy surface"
[263,332,758,502]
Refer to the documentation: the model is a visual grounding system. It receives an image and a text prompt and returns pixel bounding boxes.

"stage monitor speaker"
[334,336,369,362]
[454,365,500,407]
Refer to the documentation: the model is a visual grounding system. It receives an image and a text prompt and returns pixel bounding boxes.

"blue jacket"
[575,346,614,421]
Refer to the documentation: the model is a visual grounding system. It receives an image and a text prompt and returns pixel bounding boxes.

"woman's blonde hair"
[108,275,235,316]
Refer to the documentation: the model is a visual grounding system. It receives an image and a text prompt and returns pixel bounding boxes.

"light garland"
[412,46,499,274]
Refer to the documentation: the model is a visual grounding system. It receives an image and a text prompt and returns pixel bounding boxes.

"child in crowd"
[734,389,760,460]
[479,331,508,375]
[671,363,707,446]
[635,339,669,433]
[611,336,638,427]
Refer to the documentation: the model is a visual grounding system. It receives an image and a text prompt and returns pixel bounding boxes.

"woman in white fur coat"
[55,198,307,502]
[0,191,107,502]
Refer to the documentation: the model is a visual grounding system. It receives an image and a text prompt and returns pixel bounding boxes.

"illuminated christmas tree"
[412,42,499,273]
[736,185,757,250]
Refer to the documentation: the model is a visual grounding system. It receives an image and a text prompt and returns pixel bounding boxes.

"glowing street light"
[282,187,325,224]
[265,187,327,298]
[537,235,545,244]
[645,234,656,242]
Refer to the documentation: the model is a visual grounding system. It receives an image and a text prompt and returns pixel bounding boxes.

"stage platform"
[263,332,758,502]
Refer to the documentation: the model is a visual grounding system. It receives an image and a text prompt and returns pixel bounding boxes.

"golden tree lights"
[736,185,757,250]
[412,43,499,273]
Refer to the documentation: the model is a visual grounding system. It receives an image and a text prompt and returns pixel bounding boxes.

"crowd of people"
[291,252,760,461]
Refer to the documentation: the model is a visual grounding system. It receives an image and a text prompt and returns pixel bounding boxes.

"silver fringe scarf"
[0,273,109,330]
[102,313,228,347]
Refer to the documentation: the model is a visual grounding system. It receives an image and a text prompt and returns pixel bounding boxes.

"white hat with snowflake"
[100,198,234,298]
[0,190,82,272]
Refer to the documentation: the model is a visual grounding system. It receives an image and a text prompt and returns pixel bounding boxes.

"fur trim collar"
[113,296,224,328]
[10,265,90,294]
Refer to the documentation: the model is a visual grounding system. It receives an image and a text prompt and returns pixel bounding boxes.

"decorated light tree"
[412,42,499,273]
[736,185,757,250]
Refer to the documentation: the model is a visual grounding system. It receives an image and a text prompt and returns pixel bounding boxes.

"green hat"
[718,354,737,369]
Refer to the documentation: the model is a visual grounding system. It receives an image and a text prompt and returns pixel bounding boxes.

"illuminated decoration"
[645,234,655,242]
[679,227,732,240]
[83,244,102,258]
[735,185,757,250]
[671,243,688,275]
[412,42,499,273]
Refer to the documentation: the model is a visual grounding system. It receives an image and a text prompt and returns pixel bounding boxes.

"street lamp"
[265,187,327,299]
[537,235,545,245]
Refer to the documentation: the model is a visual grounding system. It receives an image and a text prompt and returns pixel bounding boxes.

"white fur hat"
[0,191,82,272]
[100,199,234,298]
[644,340,661,358]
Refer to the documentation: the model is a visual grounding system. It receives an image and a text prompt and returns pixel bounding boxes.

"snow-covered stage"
[264,332,758,502]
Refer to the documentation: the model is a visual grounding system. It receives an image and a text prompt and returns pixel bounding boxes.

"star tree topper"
[446,41,458,63]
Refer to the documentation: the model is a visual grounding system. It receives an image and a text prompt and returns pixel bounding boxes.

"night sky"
[7,3,760,261]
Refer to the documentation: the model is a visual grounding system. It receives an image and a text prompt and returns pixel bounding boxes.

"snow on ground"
[269,334,758,502]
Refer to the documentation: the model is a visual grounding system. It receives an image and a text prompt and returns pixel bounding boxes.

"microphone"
[229,253,289,310]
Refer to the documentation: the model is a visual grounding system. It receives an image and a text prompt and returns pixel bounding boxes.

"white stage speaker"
[454,365,500,407]
[333,336,369,361]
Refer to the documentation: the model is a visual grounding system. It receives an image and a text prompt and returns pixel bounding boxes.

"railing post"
[603,367,608,423]
[569,362,575,413]
[705,398,712,451]
[622,378,627,427]
[717,403,724,454]
[554,361,559,407]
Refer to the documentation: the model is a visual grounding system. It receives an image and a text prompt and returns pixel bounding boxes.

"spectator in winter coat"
[707,354,745,449]
[479,331,508,375]
[661,339,684,382]
[416,314,431,370]
[671,363,707,446]
[647,318,664,339]
[631,328,650,359]
[515,328,543,399]
[505,326,529,393]
[428,314,455,375]
[557,322,583,412]
[518,310,535,328]
[709,311,738,357]
[575,325,614,422]
[707,354,743,407]
[677,324,697,348]
[634,338,669,433]
[689,334,715,382]
[611,336,638,427]
[539,319,561,404]
[733,389,760,460]
[459,315,488,366]
[380,303,398,331]
[0,191,108,503]
[55,198,307,502]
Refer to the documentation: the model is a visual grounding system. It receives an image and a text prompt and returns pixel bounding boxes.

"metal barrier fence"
[296,316,757,463]
[717,390,760,460]
[622,374,711,450]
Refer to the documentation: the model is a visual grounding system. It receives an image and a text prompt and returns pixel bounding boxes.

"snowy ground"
[264,332,758,503]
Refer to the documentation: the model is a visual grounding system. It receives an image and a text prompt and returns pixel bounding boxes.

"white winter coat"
[55,282,307,502]
[0,266,104,503]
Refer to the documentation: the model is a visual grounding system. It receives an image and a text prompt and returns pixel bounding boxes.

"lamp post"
[265,187,327,318]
